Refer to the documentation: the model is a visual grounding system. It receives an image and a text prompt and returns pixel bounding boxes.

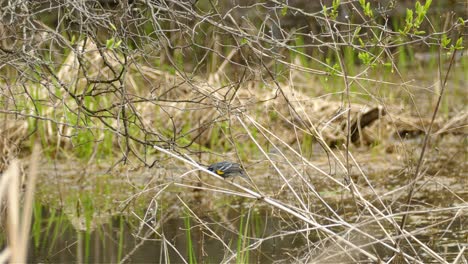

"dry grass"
[0,1,466,262]
[0,144,39,263]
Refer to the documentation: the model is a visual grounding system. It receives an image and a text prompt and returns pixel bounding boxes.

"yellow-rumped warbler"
[207,161,246,179]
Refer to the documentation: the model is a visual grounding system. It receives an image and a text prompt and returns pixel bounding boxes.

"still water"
[27,205,308,263]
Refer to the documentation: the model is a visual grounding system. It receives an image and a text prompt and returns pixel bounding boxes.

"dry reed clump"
[0,145,39,263]
[1,37,465,160]
[0,120,28,172]
[138,66,467,152]
[132,67,386,151]
[126,65,379,149]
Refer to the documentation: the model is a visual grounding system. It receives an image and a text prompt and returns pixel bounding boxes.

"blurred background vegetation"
[0,0,466,263]
[0,0,465,163]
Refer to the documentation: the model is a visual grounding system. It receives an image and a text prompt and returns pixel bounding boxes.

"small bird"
[207,161,246,179]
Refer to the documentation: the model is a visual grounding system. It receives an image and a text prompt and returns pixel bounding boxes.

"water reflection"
[24,201,465,263]
[27,207,306,263]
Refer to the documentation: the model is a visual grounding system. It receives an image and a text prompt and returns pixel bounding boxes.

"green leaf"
[106,38,115,49]
[333,0,340,10]
[358,37,365,47]
[363,2,373,18]
[441,34,451,48]
[281,6,288,16]
[454,37,464,50]
[415,2,421,10]
[405,9,413,24]
[424,0,432,10]
[109,23,117,31]
[458,17,465,26]
[358,51,373,66]
[322,5,328,17]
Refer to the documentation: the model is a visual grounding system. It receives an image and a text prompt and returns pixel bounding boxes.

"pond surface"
[26,200,466,263]
[26,159,466,263]
[28,205,308,263]
[13,134,468,263]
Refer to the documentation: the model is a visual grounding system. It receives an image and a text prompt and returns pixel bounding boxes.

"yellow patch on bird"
[216,170,225,175]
